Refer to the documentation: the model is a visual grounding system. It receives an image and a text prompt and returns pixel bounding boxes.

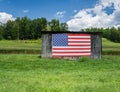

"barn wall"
[91,33,102,59]
[41,34,52,58]
[41,32,102,59]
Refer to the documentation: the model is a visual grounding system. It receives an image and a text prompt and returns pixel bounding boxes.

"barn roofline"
[41,31,102,34]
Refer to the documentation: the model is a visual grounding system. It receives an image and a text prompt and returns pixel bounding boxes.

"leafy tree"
[4,20,19,40]
[32,17,47,39]
[60,23,68,31]
[19,16,31,40]
[0,24,4,40]
[49,19,60,31]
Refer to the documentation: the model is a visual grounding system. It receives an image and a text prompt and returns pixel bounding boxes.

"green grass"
[0,38,120,54]
[0,40,41,54]
[0,54,120,92]
[0,40,41,50]
[102,38,120,55]
[102,38,120,47]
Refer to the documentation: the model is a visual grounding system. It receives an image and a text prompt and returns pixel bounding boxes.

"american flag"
[52,33,91,57]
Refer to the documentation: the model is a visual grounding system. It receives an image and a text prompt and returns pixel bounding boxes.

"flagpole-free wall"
[42,33,52,58]
[41,31,102,59]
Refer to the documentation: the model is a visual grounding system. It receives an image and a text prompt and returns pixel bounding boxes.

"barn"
[41,31,102,59]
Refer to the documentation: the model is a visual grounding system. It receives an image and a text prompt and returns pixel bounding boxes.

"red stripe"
[52,53,91,56]
[53,55,91,57]
[68,38,91,40]
[53,52,91,54]
[68,38,91,41]
[52,55,90,59]
[68,34,91,36]
[68,41,91,43]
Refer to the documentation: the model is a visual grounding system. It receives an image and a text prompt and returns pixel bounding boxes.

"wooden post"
[41,34,52,58]
[91,33,102,59]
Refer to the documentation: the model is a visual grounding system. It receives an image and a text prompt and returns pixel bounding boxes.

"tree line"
[0,16,120,43]
[0,16,68,40]
[85,27,120,43]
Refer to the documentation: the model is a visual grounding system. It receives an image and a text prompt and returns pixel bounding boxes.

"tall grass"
[0,54,120,92]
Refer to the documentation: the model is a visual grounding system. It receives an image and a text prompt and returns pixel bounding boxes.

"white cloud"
[0,12,15,24]
[55,11,66,18]
[23,9,29,13]
[67,0,120,31]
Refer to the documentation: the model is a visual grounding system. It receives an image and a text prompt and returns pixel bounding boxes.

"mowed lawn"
[0,54,120,92]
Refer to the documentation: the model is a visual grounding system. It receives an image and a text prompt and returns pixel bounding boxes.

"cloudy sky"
[0,0,120,31]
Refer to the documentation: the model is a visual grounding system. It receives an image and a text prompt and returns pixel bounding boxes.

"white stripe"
[52,53,91,56]
[68,36,91,38]
[68,39,91,41]
[52,50,91,52]
[53,46,91,48]
[68,43,91,45]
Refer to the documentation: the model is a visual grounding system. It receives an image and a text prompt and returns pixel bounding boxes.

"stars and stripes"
[52,33,91,57]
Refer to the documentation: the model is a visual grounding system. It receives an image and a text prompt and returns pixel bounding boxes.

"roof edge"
[41,31,102,34]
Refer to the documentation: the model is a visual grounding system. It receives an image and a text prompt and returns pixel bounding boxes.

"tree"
[60,23,68,31]
[32,17,47,39]
[0,24,4,40]
[19,16,31,40]
[4,20,19,40]
[48,19,60,31]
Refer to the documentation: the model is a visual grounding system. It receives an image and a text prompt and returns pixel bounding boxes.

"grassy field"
[0,39,120,92]
[0,40,41,54]
[0,40,41,50]
[0,54,120,92]
[102,38,120,55]
[0,38,120,54]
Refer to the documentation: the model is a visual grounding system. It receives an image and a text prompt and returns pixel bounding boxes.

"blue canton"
[52,34,68,46]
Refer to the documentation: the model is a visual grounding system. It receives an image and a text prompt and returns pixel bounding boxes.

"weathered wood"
[91,34,102,59]
[41,34,52,58]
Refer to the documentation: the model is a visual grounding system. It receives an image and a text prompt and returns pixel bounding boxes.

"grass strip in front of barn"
[0,54,119,92]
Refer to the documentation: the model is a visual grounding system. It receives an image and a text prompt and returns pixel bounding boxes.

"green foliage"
[60,23,68,31]
[0,17,68,40]
[86,27,120,43]
[4,20,19,40]
[0,54,120,92]
[0,25,4,40]
[48,19,61,31]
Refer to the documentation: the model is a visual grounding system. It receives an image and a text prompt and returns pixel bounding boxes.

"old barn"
[41,31,102,59]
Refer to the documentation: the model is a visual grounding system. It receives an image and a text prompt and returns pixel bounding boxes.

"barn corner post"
[91,32,102,59]
[41,32,52,58]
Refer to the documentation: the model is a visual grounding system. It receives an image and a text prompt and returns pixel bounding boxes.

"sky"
[0,0,120,31]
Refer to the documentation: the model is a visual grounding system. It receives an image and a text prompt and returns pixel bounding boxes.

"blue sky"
[0,0,97,21]
[0,0,120,30]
